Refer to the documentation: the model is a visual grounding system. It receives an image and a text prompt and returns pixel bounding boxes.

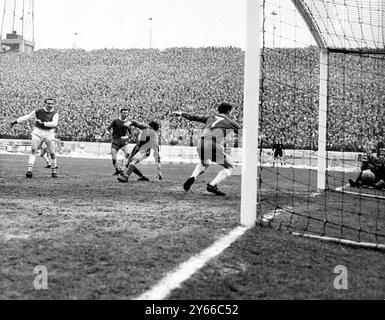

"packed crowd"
[0,47,384,151]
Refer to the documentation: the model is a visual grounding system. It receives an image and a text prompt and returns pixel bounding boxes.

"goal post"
[240,0,261,227]
[317,49,328,190]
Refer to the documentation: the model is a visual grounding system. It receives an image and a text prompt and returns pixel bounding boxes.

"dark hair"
[218,102,233,114]
[120,108,129,113]
[149,121,160,131]
[45,98,54,104]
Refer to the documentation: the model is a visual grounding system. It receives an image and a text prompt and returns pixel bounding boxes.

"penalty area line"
[135,225,250,300]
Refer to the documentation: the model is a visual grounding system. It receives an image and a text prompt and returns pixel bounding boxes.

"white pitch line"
[262,207,292,222]
[335,183,350,192]
[340,190,385,200]
[136,206,293,301]
[3,234,29,241]
[135,226,250,300]
[335,183,385,199]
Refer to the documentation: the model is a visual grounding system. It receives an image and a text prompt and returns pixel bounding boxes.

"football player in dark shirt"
[102,108,133,175]
[272,139,285,167]
[374,149,385,190]
[10,98,59,178]
[173,102,240,196]
[376,141,385,157]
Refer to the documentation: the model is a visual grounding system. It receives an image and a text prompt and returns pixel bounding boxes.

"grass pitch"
[0,154,384,299]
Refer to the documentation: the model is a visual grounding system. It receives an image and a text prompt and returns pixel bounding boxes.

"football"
[361,169,375,186]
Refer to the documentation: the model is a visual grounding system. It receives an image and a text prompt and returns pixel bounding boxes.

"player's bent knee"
[225,167,234,177]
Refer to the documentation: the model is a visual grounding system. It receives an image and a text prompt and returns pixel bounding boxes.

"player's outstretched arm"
[172,111,208,123]
[10,111,36,127]
[129,120,149,130]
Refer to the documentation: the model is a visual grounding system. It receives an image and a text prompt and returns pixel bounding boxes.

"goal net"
[252,0,385,249]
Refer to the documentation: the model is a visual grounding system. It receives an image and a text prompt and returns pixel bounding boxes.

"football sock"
[126,164,135,178]
[44,154,51,165]
[112,159,118,169]
[209,168,233,186]
[28,155,36,172]
[51,157,57,171]
[191,164,207,178]
[132,166,144,178]
[125,154,131,168]
[41,152,50,165]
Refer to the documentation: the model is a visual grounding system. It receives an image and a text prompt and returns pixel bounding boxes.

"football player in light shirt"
[117,120,163,182]
[10,98,59,178]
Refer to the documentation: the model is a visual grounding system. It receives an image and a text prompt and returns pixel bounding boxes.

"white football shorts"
[31,127,56,143]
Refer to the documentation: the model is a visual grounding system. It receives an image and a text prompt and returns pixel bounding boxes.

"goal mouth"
[241,0,385,250]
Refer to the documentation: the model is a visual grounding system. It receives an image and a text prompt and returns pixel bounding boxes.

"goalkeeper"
[349,152,377,188]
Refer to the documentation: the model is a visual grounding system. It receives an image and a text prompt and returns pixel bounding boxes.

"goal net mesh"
[258,0,385,249]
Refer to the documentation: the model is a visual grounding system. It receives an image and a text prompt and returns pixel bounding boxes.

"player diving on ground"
[117,120,163,182]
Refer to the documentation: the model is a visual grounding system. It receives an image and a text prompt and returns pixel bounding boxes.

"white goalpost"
[240,0,261,227]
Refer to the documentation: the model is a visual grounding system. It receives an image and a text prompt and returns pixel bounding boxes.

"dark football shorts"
[274,150,283,158]
[197,137,228,165]
[111,137,129,151]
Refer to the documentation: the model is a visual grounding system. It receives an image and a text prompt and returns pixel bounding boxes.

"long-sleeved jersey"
[181,113,240,144]
[106,118,131,139]
[17,108,59,130]
[127,120,160,163]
